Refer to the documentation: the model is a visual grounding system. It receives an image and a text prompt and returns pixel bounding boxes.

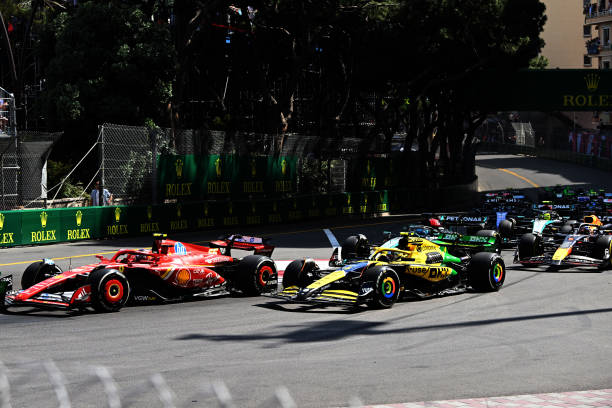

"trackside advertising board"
[158,154,298,200]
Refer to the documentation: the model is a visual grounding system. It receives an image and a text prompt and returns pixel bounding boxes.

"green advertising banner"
[158,154,298,200]
[21,209,62,245]
[0,210,21,247]
[59,207,102,242]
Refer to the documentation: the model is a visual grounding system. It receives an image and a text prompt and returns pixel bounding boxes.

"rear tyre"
[89,268,129,312]
[237,255,277,295]
[498,220,514,239]
[595,235,612,271]
[468,252,505,292]
[281,259,318,289]
[560,224,573,235]
[363,266,400,309]
[517,233,542,261]
[21,261,62,289]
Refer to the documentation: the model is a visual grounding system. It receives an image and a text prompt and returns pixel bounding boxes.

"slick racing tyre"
[595,235,612,271]
[237,255,277,296]
[363,266,400,309]
[517,233,543,261]
[476,229,502,254]
[468,252,505,292]
[560,224,574,235]
[498,219,515,239]
[89,268,130,312]
[281,259,318,289]
[342,234,370,260]
[21,261,63,289]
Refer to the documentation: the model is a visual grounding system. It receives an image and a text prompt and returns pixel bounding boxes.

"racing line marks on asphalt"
[498,168,540,188]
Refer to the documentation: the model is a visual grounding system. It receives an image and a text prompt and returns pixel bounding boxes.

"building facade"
[584,0,612,68]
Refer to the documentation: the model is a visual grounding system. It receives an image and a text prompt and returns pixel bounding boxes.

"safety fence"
[0,360,325,408]
[0,179,478,248]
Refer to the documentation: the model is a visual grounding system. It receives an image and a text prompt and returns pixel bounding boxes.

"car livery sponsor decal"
[467,236,491,243]
[342,262,368,272]
[407,265,453,281]
[174,242,187,255]
[176,269,191,286]
[306,269,347,290]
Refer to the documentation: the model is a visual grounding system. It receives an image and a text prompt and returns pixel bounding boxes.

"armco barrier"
[0,179,478,247]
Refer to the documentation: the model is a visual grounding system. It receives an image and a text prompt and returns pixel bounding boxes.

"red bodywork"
[2,235,276,311]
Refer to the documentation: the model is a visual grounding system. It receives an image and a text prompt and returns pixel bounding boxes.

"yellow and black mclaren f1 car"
[272,233,505,309]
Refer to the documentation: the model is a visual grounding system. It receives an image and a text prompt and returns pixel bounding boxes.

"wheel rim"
[381,276,396,299]
[258,265,273,287]
[104,279,124,303]
[491,263,504,284]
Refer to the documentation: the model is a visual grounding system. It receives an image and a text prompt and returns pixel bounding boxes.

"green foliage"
[47,159,84,198]
[529,55,549,69]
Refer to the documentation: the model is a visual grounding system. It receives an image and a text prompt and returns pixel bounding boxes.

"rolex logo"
[40,211,48,228]
[215,158,222,178]
[115,207,121,223]
[177,204,182,218]
[281,159,287,176]
[175,159,184,178]
[76,210,83,227]
[585,73,600,92]
[0,213,4,230]
[147,206,152,220]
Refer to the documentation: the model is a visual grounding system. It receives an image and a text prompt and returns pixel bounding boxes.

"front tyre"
[468,252,505,292]
[237,255,277,296]
[596,235,612,271]
[282,259,318,289]
[21,261,62,289]
[363,266,400,309]
[89,268,130,312]
[517,233,542,261]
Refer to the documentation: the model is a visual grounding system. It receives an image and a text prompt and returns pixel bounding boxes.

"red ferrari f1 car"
[0,234,277,313]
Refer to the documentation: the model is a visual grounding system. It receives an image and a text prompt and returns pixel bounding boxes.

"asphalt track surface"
[1,153,612,408]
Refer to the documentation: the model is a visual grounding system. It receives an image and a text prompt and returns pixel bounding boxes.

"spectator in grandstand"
[90,180,113,206]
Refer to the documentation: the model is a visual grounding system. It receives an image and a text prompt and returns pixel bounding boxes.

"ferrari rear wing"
[209,234,274,257]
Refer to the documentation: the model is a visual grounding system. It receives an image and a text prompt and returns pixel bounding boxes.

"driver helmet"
[541,212,551,220]
[579,225,598,236]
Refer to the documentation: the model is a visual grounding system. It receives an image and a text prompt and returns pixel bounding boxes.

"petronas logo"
[251,159,257,177]
[76,210,83,227]
[585,73,600,92]
[147,206,153,220]
[0,213,4,230]
[177,204,182,218]
[175,159,184,178]
[115,207,121,223]
[215,158,222,178]
[40,211,48,228]
[281,159,287,176]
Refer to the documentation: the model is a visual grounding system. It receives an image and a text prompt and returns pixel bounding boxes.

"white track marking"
[323,228,340,247]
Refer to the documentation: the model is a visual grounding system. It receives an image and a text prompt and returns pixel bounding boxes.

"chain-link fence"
[0,131,62,211]
[99,123,407,206]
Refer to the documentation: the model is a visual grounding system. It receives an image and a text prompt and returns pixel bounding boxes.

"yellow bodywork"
[552,248,570,261]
